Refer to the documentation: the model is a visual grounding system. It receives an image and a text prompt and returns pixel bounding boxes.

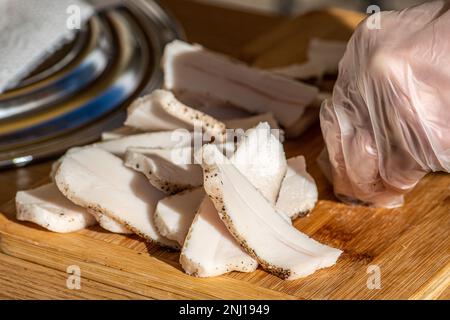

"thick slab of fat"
[276,156,318,220]
[125,143,235,194]
[50,148,134,235]
[94,131,193,157]
[180,197,258,277]
[163,40,318,128]
[54,147,179,249]
[154,187,206,246]
[16,183,96,233]
[179,123,288,277]
[176,90,251,120]
[125,90,226,140]
[201,145,342,280]
[231,123,286,204]
[125,147,204,194]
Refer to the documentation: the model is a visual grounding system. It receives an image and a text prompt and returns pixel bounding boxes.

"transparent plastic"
[320,1,450,208]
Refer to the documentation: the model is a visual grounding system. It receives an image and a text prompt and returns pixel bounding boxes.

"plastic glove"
[320,1,450,208]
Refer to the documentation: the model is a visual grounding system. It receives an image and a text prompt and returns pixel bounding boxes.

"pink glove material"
[320,1,450,208]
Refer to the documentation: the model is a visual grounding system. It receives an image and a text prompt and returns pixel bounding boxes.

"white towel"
[0,0,94,93]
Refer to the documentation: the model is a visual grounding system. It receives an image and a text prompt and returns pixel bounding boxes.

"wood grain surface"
[0,0,449,300]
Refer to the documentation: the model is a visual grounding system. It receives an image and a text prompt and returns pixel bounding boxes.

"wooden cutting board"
[0,3,449,300]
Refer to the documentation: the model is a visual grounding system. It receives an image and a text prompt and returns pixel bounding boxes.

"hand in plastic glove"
[320,1,450,208]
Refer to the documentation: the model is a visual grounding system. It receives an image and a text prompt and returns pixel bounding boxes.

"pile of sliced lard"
[15,40,342,280]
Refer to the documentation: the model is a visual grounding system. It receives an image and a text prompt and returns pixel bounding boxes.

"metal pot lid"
[0,0,184,169]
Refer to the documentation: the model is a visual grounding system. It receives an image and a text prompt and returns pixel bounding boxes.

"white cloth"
[0,0,94,93]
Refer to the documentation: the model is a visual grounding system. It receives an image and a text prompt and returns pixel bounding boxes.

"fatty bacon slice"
[54,147,179,249]
[201,145,342,280]
[163,40,318,128]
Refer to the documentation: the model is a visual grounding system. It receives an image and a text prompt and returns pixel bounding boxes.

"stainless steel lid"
[0,0,184,169]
